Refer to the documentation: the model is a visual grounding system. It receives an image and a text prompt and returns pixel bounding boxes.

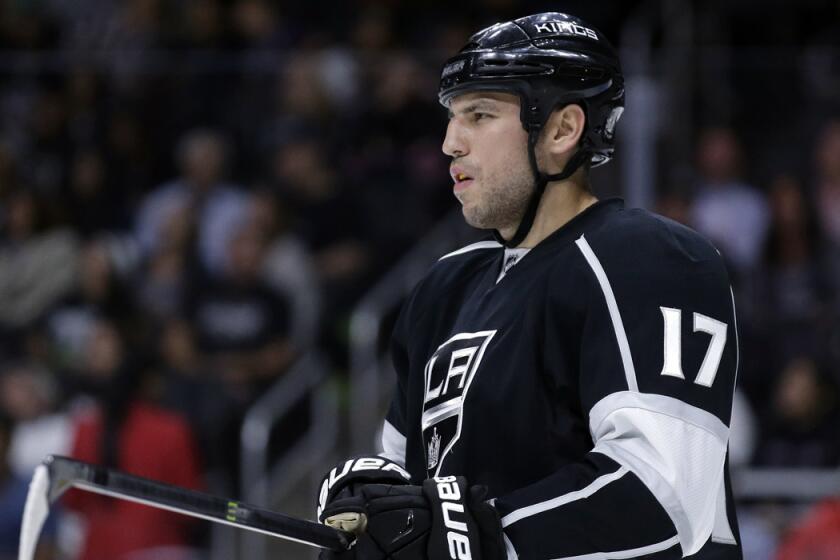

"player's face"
[442,91,533,234]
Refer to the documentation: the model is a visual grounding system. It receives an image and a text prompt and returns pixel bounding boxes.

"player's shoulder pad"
[586,207,725,268]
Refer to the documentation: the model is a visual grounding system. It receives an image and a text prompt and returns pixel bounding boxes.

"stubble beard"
[457,162,534,233]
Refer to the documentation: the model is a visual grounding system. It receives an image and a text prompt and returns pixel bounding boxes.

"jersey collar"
[533,197,624,250]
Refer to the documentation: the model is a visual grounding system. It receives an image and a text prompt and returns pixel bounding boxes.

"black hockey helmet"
[439,13,625,246]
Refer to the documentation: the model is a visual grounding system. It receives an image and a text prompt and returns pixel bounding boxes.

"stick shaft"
[47,456,350,551]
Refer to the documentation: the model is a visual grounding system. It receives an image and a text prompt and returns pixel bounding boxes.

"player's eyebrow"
[448,99,501,118]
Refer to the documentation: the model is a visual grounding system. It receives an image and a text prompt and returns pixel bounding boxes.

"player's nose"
[442,119,467,157]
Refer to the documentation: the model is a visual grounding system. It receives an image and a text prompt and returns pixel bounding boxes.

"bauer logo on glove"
[432,476,473,560]
[317,456,412,525]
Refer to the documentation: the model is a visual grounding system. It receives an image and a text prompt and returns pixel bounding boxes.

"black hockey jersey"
[382,199,742,559]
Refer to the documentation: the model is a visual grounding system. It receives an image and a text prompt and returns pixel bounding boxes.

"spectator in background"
[255,53,337,158]
[182,219,295,484]
[249,189,319,347]
[277,53,334,127]
[43,240,138,377]
[135,128,249,277]
[155,318,232,485]
[0,190,80,337]
[185,219,295,400]
[0,361,71,479]
[689,126,769,276]
[65,318,203,560]
[230,0,294,51]
[64,148,131,236]
[655,189,692,226]
[753,357,840,467]
[63,68,106,147]
[135,203,198,322]
[22,88,70,198]
[175,0,225,50]
[98,0,164,90]
[0,411,56,560]
[750,174,835,359]
[270,135,371,314]
[737,172,836,413]
[104,110,156,198]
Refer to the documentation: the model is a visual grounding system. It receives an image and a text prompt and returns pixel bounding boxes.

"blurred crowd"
[0,0,839,558]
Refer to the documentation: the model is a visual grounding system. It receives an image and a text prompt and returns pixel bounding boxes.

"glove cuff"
[422,476,484,560]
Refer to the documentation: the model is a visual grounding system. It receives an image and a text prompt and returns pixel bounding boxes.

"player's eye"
[472,112,491,122]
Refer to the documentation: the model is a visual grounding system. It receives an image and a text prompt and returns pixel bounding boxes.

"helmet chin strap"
[493,127,590,247]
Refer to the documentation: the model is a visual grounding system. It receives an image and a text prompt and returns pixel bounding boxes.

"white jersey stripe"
[439,240,502,261]
[589,391,730,445]
[500,466,629,529]
[729,286,740,397]
[590,395,728,555]
[551,535,680,560]
[503,533,519,560]
[380,420,407,467]
[711,478,737,544]
[575,235,638,392]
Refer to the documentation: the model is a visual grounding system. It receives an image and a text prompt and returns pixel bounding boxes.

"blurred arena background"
[1,0,839,558]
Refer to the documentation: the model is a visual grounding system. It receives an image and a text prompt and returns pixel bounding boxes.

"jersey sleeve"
[381,295,411,468]
[493,228,740,559]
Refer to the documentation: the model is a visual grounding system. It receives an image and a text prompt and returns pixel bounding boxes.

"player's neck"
[507,179,598,248]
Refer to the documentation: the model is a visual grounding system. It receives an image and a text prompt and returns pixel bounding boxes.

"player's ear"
[542,103,586,161]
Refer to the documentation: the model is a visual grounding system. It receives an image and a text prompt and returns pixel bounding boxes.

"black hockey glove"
[316,455,413,557]
[319,476,506,560]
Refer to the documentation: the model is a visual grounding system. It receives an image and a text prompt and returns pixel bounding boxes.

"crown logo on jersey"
[427,428,441,470]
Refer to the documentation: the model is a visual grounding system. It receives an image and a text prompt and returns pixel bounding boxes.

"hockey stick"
[19,455,353,560]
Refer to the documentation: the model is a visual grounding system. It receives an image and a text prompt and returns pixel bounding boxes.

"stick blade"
[18,465,51,560]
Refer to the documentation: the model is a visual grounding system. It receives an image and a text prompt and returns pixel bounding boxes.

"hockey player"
[317,12,742,559]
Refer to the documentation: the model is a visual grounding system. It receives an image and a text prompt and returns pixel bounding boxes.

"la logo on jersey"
[422,330,496,478]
